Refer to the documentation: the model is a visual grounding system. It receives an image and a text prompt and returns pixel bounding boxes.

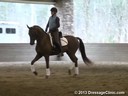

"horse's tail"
[77,37,92,65]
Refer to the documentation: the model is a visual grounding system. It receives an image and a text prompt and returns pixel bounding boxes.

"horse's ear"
[27,25,30,29]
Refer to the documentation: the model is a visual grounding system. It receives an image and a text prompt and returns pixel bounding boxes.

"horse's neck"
[36,31,49,44]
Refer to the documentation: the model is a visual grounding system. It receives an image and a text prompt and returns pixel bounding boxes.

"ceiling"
[0,0,56,4]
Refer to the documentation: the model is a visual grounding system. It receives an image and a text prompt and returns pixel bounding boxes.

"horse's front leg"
[44,55,50,78]
[31,54,42,75]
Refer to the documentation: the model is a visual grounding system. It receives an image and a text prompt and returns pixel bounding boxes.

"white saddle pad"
[49,33,68,47]
[60,37,68,46]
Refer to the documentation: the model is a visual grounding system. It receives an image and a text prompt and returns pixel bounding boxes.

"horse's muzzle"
[30,39,35,45]
[30,42,35,45]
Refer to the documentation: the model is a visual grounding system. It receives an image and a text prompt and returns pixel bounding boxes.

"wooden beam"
[0,0,56,4]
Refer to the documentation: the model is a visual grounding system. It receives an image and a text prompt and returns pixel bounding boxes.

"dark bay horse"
[27,25,92,78]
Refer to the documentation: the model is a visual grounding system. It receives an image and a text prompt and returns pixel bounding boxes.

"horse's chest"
[36,45,51,55]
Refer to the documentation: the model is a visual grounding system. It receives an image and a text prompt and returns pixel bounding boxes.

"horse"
[27,25,92,78]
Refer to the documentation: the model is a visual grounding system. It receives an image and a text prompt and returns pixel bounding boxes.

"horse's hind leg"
[44,55,50,79]
[67,52,79,76]
[31,54,42,75]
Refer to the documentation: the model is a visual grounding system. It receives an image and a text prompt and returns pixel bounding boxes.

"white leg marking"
[75,67,79,75]
[46,68,51,76]
[31,65,36,72]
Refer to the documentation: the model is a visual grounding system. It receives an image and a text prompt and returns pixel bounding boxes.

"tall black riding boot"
[57,44,64,57]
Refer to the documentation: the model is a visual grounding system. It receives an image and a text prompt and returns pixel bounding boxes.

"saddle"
[48,32,68,47]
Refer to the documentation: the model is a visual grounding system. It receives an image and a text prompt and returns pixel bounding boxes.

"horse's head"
[27,25,40,45]
[27,25,46,45]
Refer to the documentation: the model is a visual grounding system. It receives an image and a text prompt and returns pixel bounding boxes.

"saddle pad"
[60,37,68,46]
[49,33,68,46]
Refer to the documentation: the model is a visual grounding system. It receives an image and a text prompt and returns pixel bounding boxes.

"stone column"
[55,0,74,35]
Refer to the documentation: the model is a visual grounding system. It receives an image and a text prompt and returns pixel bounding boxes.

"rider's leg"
[50,31,62,53]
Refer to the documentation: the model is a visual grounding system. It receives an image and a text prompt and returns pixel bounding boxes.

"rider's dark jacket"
[45,15,60,32]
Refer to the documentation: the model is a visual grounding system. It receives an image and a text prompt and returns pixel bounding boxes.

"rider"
[45,7,62,54]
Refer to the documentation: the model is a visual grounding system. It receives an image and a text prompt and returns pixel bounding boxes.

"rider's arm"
[45,21,49,32]
[56,17,60,29]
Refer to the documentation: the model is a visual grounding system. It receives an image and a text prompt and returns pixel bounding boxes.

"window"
[74,0,128,43]
[0,28,2,33]
[6,28,16,34]
[0,2,53,43]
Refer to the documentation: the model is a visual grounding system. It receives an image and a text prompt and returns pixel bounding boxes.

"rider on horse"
[45,7,62,54]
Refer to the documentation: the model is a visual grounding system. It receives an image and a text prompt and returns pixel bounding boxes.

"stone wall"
[55,0,74,35]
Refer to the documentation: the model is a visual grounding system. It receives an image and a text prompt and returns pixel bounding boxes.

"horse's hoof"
[73,74,78,77]
[33,71,38,76]
[68,70,71,75]
[45,75,49,79]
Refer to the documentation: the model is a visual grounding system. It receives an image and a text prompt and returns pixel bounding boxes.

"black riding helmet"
[50,7,57,13]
